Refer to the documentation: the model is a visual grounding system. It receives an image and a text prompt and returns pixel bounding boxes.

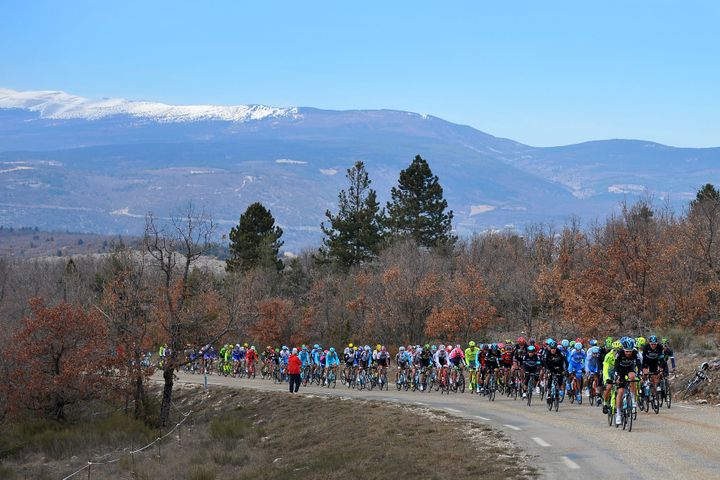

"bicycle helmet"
[431,345,438,351]
[251,346,256,351]
[482,344,489,350]
[399,346,405,351]
[648,335,658,344]
[574,342,582,351]
[439,344,445,350]
[517,337,526,345]
[529,338,536,345]
[575,338,583,345]
[590,346,600,355]
[491,343,498,350]
[612,340,621,351]
[376,344,381,351]
[235,344,241,348]
[468,341,476,347]
[348,342,354,348]
[589,339,597,346]
[700,362,709,371]
[424,343,430,349]
[561,339,570,348]
[636,336,646,348]
[621,338,635,351]
[547,339,557,348]
[527,345,536,352]
[329,347,335,353]
[243,342,248,348]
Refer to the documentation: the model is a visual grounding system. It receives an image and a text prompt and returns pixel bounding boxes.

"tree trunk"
[159,366,174,426]
[134,369,145,420]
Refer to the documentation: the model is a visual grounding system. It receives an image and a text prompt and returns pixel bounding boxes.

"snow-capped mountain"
[1,87,719,251]
[0,88,300,123]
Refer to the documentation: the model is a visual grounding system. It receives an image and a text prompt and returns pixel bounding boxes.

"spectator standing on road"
[288,348,302,393]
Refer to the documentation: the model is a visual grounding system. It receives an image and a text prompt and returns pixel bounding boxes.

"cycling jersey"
[326,352,340,367]
[500,350,513,368]
[484,349,501,370]
[603,351,615,384]
[312,348,322,366]
[449,348,465,366]
[377,351,390,367]
[232,348,242,361]
[568,349,586,375]
[661,346,676,372]
[434,349,449,367]
[246,349,257,363]
[585,353,601,374]
[418,350,432,368]
[512,345,527,364]
[396,351,411,366]
[522,354,542,374]
[614,349,641,378]
[642,344,664,373]
[299,350,311,366]
[465,347,480,368]
[343,348,354,366]
[543,350,568,374]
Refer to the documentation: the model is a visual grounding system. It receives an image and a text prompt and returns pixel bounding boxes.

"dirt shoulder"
[1,383,535,480]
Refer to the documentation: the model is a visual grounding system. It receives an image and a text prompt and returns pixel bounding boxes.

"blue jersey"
[326,352,340,367]
[299,350,311,366]
[585,353,601,373]
[568,349,586,372]
[312,349,322,365]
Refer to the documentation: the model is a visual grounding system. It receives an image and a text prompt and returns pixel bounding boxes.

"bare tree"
[144,204,234,426]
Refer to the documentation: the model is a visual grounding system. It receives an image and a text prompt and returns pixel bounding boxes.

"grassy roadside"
[0,384,535,479]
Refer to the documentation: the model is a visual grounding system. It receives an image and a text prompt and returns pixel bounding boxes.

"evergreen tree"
[226,202,284,272]
[691,183,720,209]
[386,154,455,247]
[320,161,384,268]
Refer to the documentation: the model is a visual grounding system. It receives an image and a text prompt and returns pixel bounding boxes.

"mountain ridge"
[1,87,718,251]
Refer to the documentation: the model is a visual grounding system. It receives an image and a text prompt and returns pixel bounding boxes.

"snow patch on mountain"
[0,87,300,123]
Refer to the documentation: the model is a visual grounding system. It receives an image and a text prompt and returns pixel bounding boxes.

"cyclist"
[512,337,528,383]
[465,341,480,392]
[602,340,621,414]
[568,342,586,402]
[299,344,312,380]
[324,347,340,384]
[246,346,257,377]
[521,345,542,399]
[614,337,641,425]
[500,343,514,391]
[642,335,664,395]
[343,343,355,385]
[395,346,411,385]
[660,338,676,397]
[377,345,391,386]
[417,344,433,391]
[543,339,568,404]
[232,344,243,376]
[585,346,602,405]
[434,344,450,387]
[483,343,501,393]
[449,344,466,386]
[312,344,323,379]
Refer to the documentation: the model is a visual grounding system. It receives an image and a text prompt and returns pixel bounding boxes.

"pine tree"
[226,202,284,272]
[386,155,455,247]
[320,161,384,269]
[691,183,720,209]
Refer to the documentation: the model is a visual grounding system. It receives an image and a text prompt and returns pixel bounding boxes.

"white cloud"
[469,205,497,216]
[275,159,307,165]
[320,168,338,176]
[608,184,646,194]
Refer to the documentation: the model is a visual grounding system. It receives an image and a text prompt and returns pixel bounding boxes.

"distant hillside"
[2,88,719,251]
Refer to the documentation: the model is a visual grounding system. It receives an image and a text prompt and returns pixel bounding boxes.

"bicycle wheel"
[652,391,660,414]
[527,377,534,406]
[554,394,559,412]
[548,392,554,412]
[665,383,672,409]
[458,374,465,394]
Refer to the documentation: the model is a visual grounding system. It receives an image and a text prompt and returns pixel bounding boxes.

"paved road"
[171,372,720,479]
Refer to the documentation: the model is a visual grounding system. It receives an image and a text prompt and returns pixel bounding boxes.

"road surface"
[171,372,720,479]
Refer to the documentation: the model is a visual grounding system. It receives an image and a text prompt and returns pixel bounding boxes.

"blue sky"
[1,0,718,147]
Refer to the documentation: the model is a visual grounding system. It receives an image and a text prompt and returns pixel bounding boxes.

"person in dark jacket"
[288,348,302,393]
